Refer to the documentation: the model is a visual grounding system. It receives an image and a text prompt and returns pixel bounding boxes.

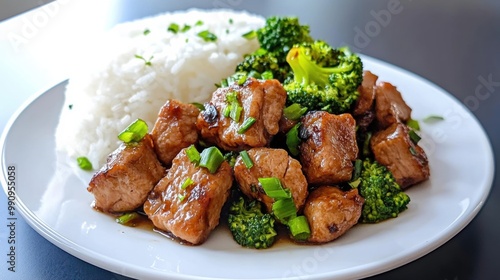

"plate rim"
[1,54,495,280]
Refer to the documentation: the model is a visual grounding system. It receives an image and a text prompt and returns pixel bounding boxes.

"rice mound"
[55,9,265,168]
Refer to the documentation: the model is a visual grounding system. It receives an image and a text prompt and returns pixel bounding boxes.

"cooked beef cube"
[278,114,299,134]
[87,134,165,213]
[374,82,412,129]
[304,186,364,243]
[196,77,287,151]
[370,122,430,188]
[151,99,200,166]
[233,148,308,213]
[299,112,358,185]
[143,147,233,245]
[353,71,378,130]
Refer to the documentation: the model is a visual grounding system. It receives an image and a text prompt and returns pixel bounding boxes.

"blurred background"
[1,0,499,279]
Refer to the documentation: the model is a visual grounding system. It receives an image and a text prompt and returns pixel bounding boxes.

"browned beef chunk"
[304,186,364,243]
[299,112,358,185]
[150,99,200,166]
[233,148,308,213]
[353,71,378,130]
[374,82,412,129]
[370,122,430,188]
[143,147,233,245]
[87,134,165,213]
[196,78,287,151]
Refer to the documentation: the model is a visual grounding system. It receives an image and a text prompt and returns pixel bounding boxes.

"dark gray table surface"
[1,0,499,279]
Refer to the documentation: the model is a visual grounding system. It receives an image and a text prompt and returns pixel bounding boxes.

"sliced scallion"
[195,20,203,26]
[178,193,187,202]
[259,177,290,199]
[181,24,191,32]
[116,212,140,225]
[77,156,93,171]
[191,102,205,111]
[237,117,256,134]
[423,115,444,123]
[185,145,201,165]
[197,30,217,42]
[167,23,179,33]
[239,150,253,169]
[242,30,257,39]
[408,130,421,144]
[117,119,148,143]
[181,177,194,190]
[143,29,151,35]
[351,159,362,181]
[286,123,301,156]
[407,119,420,131]
[199,146,225,173]
[283,103,307,121]
[272,198,297,223]
[288,215,311,241]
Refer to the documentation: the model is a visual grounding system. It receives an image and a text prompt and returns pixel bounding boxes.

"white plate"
[1,55,494,280]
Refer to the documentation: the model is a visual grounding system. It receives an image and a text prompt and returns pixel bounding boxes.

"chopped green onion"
[260,70,274,80]
[143,29,151,35]
[407,119,420,131]
[116,212,140,225]
[351,159,362,181]
[408,130,421,144]
[286,123,301,156]
[118,119,148,143]
[423,115,445,123]
[199,146,225,173]
[348,178,361,189]
[237,117,256,134]
[134,54,153,66]
[229,18,233,24]
[178,193,187,202]
[191,102,205,111]
[68,104,73,110]
[181,24,191,32]
[195,20,203,26]
[259,177,291,199]
[242,30,257,39]
[77,156,93,171]
[220,78,229,88]
[409,146,418,156]
[229,102,243,122]
[288,215,311,241]
[181,177,194,190]
[197,30,217,42]
[283,103,307,121]
[185,145,201,165]
[239,150,253,169]
[223,105,231,117]
[167,23,179,33]
[272,198,297,223]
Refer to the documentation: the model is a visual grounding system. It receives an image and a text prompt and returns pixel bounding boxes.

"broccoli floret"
[257,16,314,60]
[235,49,292,83]
[355,158,410,223]
[284,40,363,114]
[228,196,277,249]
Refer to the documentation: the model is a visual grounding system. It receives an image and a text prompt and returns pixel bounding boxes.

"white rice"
[55,9,265,168]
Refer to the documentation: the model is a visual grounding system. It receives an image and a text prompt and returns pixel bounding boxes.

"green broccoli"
[228,196,277,249]
[256,16,314,61]
[354,158,410,223]
[284,40,363,114]
[235,49,292,83]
